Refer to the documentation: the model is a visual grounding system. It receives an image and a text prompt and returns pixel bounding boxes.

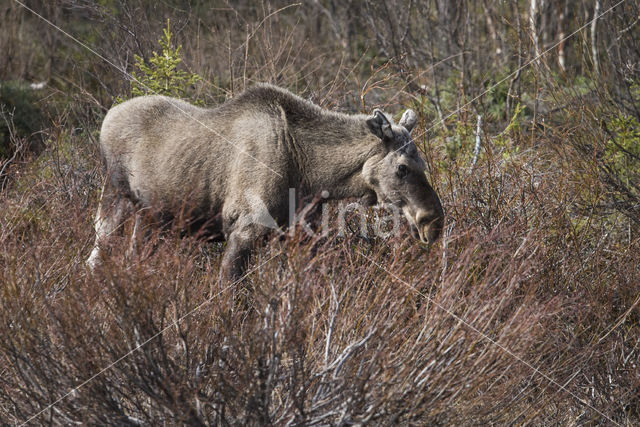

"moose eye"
[396,164,408,179]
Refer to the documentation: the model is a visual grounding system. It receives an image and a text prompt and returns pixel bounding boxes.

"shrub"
[128,19,201,101]
[604,113,640,185]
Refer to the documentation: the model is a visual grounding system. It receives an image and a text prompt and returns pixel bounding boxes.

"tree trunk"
[529,0,541,65]
[591,0,601,75]
[558,0,568,71]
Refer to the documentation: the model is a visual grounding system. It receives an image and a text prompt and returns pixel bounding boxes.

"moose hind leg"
[87,193,132,270]
[127,210,144,260]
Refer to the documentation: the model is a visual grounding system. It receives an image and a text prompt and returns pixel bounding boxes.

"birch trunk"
[558,0,567,71]
[591,0,601,74]
[529,0,540,65]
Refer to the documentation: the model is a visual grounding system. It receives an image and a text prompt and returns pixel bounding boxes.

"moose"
[87,84,444,281]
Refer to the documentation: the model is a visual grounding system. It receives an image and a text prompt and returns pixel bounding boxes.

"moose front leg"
[220,224,269,283]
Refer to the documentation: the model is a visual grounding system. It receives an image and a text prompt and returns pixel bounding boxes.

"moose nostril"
[417,213,439,229]
[417,213,444,243]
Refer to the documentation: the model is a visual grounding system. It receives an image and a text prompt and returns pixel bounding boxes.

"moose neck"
[292,113,379,200]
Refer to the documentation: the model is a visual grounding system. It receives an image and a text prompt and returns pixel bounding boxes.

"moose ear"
[399,109,418,133]
[366,109,394,140]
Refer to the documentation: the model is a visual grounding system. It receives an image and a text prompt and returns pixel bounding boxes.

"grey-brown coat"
[87,84,443,280]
